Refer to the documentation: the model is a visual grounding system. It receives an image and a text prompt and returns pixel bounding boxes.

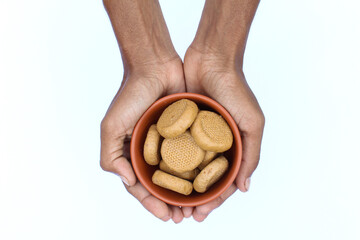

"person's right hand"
[100,57,186,223]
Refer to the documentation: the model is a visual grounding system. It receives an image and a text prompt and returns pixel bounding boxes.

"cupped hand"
[100,58,186,223]
[182,48,265,222]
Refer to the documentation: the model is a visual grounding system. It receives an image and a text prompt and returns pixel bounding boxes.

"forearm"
[103,0,178,69]
[191,0,260,67]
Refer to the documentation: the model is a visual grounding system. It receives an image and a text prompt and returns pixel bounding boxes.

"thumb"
[235,113,265,192]
[100,120,137,186]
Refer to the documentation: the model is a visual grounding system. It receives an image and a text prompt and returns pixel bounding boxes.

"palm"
[114,73,185,159]
[101,59,186,222]
[183,49,265,221]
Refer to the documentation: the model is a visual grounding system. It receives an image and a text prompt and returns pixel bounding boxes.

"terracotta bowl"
[130,93,242,207]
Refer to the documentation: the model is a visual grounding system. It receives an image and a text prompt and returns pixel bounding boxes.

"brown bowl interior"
[130,93,242,207]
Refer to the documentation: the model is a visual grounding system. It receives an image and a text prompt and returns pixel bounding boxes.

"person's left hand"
[181,47,265,222]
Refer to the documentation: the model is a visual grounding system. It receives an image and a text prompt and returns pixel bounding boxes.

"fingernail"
[161,215,171,222]
[245,178,251,192]
[181,207,191,218]
[184,211,192,218]
[120,176,129,186]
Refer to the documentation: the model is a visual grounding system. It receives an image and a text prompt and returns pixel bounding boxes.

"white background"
[1,0,359,239]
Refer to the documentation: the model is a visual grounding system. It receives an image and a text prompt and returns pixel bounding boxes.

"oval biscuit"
[198,151,218,170]
[143,124,161,165]
[152,170,193,195]
[193,156,229,193]
[159,160,200,180]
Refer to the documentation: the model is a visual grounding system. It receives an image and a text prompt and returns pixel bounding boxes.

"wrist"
[190,21,246,68]
[104,0,178,70]
[124,56,184,92]
[121,44,179,72]
[190,29,245,70]
[185,45,242,74]
[123,52,181,75]
[190,15,245,61]
[189,0,260,69]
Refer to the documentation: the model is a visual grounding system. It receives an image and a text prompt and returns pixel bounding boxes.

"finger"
[126,182,172,221]
[112,156,136,186]
[100,125,136,186]
[170,206,184,224]
[192,211,207,222]
[236,125,264,192]
[181,207,194,218]
[193,184,237,222]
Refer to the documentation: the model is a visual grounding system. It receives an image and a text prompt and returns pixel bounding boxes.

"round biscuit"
[161,131,205,173]
[190,110,233,152]
[157,99,198,138]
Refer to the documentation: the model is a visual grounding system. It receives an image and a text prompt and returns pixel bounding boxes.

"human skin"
[100,0,264,223]
[182,0,264,222]
[101,0,185,223]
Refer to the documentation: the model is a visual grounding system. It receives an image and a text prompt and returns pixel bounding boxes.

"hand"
[182,47,265,222]
[102,0,261,222]
[100,58,186,223]
[102,0,189,223]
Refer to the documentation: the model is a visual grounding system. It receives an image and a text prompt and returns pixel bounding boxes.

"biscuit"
[159,160,200,181]
[143,124,162,165]
[157,99,198,139]
[190,110,233,152]
[161,131,205,173]
[152,170,193,195]
[198,151,218,170]
[193,156,229,193]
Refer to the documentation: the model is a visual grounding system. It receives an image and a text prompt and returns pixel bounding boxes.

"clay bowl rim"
[130,92,242,207]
